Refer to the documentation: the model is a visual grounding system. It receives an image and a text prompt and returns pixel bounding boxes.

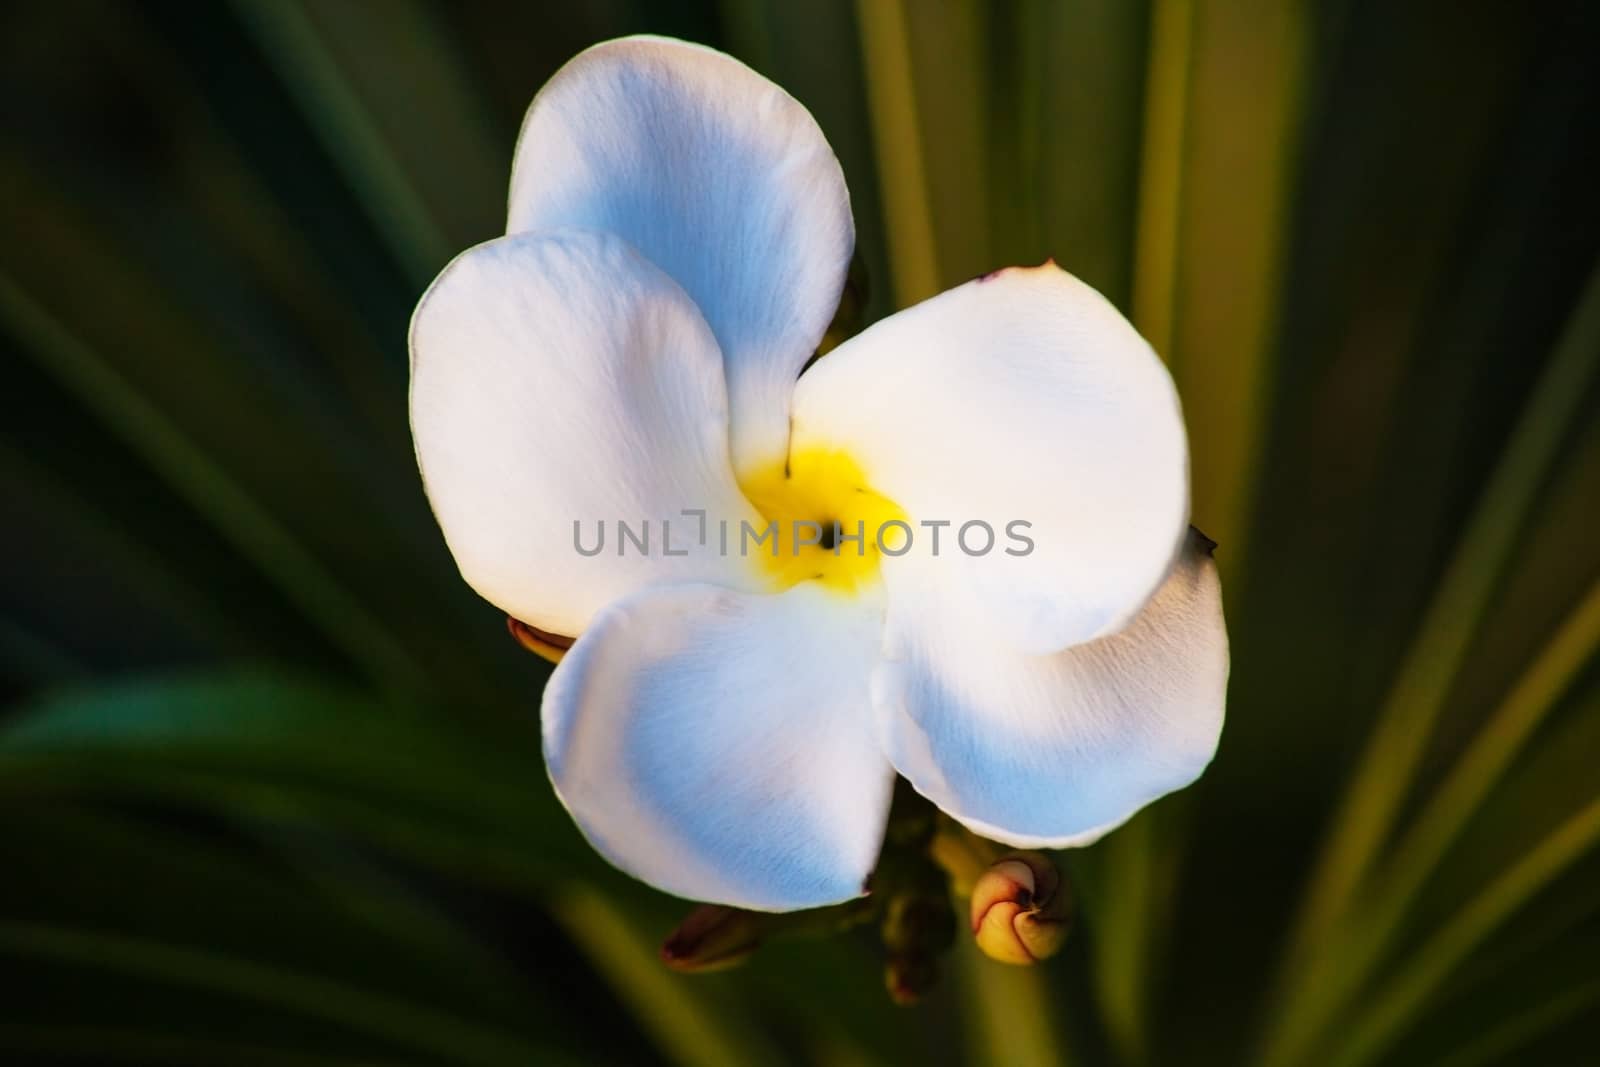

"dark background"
[2,1,1598,1064]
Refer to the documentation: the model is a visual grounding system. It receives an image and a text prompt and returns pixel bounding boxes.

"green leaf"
[229,0,506,286]
[0,671,596,891]
[1262,260,1600,1067]
[0,805,583,1065]
[551,886,782,1067]
[853,0,941,307]
[1328,796,1600,1067]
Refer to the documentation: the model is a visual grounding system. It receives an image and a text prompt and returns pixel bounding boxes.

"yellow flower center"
[738,447,906,594]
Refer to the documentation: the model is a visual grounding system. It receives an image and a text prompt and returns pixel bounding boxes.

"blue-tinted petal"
[792,263,1190,655]
[410,229,765,636]
[874,528,1228,847]
[543,581,893,911]
[508,36,854,475]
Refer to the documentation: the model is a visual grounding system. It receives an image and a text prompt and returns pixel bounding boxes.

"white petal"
[791,263,1189,652]
[508,35,854,474]
[409,229,766,637]
[874,529,1227,847]
[543,581,893,910]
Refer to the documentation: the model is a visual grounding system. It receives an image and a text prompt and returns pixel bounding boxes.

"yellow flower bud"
[969,853,1071,965]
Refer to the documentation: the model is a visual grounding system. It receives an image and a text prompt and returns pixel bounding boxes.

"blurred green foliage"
[2,0,1599,1064]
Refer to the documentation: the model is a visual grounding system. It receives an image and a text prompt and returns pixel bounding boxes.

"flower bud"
[881,891,955,955]
[506,616,574,664]
[661,898,873,975]
[660,905,761,973]
[970,853,1071,965]
[884,950,939,1005]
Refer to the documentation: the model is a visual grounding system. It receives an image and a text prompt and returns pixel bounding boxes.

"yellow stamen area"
[738,447,906,594]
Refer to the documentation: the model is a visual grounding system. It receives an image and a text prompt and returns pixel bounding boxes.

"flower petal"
[508,35,854,473]
[873,528,1227,847]
[410,229,765,637]
[543,581,893,910]
[791,263,1189,652]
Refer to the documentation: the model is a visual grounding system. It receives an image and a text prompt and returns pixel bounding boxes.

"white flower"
[409,36,1228,911]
